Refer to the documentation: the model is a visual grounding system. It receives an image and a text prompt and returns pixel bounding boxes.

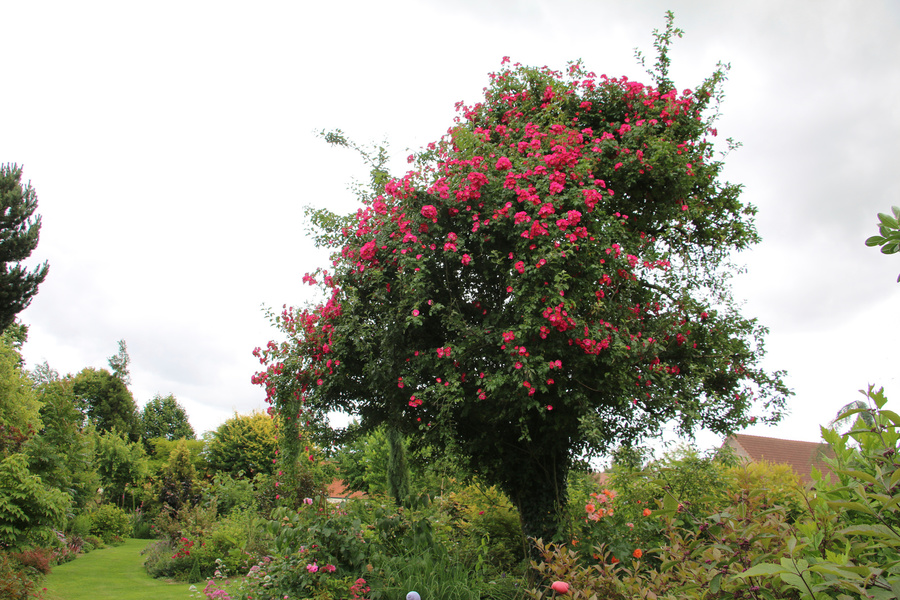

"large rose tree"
[254,21,790,544]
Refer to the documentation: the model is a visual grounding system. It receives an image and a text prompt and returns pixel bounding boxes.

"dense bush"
[0,552,39,600]
[528,385,900,600]
[448,483,526,574]
[10,548,52,575]
[89,503,131,542]
[144,506,268,582]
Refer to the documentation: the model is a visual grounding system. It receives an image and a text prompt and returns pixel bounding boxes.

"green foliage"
[204,411,275,478]
[373,550,484,600]
[94,428,149,508]
[257,20,790,546]
[723,459,806,520]
[144,508,268,582]
[0,551,40,600]
[0,453,69,550]
[865,205,900,281]
[72,367,140,441]
[145,437,206,477]
[0,336,41,454]
[88,504,131,543]
[449,483,527,574]
[27,377,99,511]
[336,423,464,500]
[155,438,200,512]
[0,163,49,333]
[337,424,392,496]
[203,472,257,516]
[140,393,195,442]
[526,386,900,600]
[386,426,410,506]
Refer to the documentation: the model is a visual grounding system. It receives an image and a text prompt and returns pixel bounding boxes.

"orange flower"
[642,508,652,517]
[610,556,619,564]
[585,503,596,514]
[633,548,643,559]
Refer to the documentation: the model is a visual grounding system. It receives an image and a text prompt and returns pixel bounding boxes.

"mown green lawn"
[42,539,195,600]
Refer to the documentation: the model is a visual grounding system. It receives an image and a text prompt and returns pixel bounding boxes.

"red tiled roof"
[724,434,835,483]
[327,478,367,500]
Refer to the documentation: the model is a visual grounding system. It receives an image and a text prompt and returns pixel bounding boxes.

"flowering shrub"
[256,12,789,545]
[530,387,900,599]
[565,478,659,566]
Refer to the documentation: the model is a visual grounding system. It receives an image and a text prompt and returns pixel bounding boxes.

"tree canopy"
[72,367,140,441]
[204,411,276,478]
[256,18,789,542]
[0,164,48,332]
[140,393,195,442]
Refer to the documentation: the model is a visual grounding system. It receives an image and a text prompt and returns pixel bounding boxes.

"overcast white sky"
[3,0,899,448]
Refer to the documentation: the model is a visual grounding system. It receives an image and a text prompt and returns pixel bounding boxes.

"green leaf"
[779,573,808,590]
[881,243,900,255]
[879,410,900,428]
[878,213,899,229]
[843,469,878,484]
[808,564,862,579]
[737,563,788,577]
[839,524,900,541]
[866,235,887,247]
[828,500,876,516]
[709,572,722,593]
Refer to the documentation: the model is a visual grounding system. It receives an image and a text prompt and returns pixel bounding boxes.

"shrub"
[141,539,179,579]
[89,504,131,542]
[131,508,154,539]
[448,483,526,574]
[10,548,52,575]
[83,534,104,550]
[0,552,38,599]
[203,472,256,516]
[153,501,218,543]
[722,459,806,520]
[67,512,92,538]
[527,387,900,600]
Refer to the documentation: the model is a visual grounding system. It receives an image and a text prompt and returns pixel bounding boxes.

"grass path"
[42,539,195,600]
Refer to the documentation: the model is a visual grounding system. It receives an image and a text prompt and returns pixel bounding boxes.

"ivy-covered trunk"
[504,453,569,552]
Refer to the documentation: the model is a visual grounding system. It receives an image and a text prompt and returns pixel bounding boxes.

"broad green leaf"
[779,572,808,590]
[809,564,862,579]
[890,467,900,489]
[828,500,876,516]
[709,572,722,593]
[867,235,887,247]
[879,410,900,428]
[878,213,899,229]
[737,563,787,577]
[840,524,900,541]
[843,469,878,484]
[881,242,900,255]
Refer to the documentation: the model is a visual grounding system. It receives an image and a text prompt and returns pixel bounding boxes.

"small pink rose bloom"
[421,205,438,221]
[307,563,318,573]
[550,581,569,594]
[412,309,419,316]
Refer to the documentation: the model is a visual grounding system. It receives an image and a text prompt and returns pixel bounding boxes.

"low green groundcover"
[42,538,193,600]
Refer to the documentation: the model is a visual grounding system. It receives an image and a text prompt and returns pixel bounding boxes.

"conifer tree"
[0,165,48,331]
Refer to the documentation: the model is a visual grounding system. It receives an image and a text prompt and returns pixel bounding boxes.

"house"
[326,478,367,503]
[723,433,835,484]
